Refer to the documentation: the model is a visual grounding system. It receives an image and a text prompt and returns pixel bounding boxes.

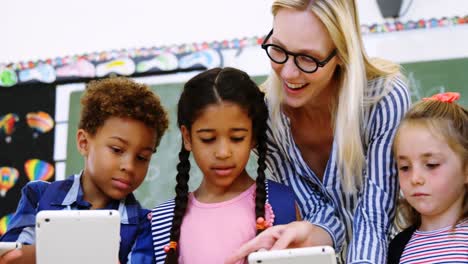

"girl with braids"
[150,67,298,264]
[388,92,468,264]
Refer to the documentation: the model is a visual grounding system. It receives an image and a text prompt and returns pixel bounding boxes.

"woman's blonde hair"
[393,99,468,229]
[264,0,403,192]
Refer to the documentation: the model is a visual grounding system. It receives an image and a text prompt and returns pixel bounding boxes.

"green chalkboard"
[66,58,468,208]
[403,57,468,106]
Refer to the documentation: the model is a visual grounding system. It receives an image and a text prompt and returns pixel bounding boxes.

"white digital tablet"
[0,242,22,257]
[35,210,120,264]
[248,246,337,264]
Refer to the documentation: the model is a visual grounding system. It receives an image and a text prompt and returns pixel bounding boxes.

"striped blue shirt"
[263,78,410,263]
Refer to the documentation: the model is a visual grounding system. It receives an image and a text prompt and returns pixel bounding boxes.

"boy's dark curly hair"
[79,77,169,148]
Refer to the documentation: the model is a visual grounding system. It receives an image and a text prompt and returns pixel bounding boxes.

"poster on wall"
[0,83,56,235]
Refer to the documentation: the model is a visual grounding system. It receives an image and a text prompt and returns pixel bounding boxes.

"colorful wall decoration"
[0,15,466,88]
[0,83,55,235]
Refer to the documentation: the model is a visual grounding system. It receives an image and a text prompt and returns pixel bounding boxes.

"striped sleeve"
[264,125,345,251]
[300,184,346,252]
[347,79,411,263]
[151,200,175,264]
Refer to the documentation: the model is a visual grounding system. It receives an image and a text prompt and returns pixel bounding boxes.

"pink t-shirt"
[178,184,257,264]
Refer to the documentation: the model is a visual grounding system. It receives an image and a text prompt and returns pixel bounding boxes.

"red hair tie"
[422,92,460,103]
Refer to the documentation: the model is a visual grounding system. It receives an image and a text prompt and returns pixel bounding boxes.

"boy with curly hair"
[0,77,169,263]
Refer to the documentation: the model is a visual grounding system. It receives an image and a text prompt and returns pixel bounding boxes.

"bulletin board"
[0,84,56,234]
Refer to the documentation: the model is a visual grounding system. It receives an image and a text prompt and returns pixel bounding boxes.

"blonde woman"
[226,0,410,263]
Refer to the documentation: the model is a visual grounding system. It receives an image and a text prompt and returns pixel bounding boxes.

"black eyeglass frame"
[261,29,337,73]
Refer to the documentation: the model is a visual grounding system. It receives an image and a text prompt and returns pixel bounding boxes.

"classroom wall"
[1,0,468,64]
[358,0,468,24]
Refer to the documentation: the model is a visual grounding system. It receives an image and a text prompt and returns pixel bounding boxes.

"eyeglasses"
[261,29,337,73]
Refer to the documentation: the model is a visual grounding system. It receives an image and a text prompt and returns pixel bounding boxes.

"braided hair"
[164,67,269,263]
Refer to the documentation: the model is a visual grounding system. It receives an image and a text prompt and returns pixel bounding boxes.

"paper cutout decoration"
[0,113,19,143]
[56,59,96,78]
[26,111,54,138]
[24,159,54,182]
[19,64,56,83]
[0,67,18,87]
[0,167,19,197]
[136,52,179,73]
[96,57,136,77]
[179,49,221,69]
[0,213,13,236]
